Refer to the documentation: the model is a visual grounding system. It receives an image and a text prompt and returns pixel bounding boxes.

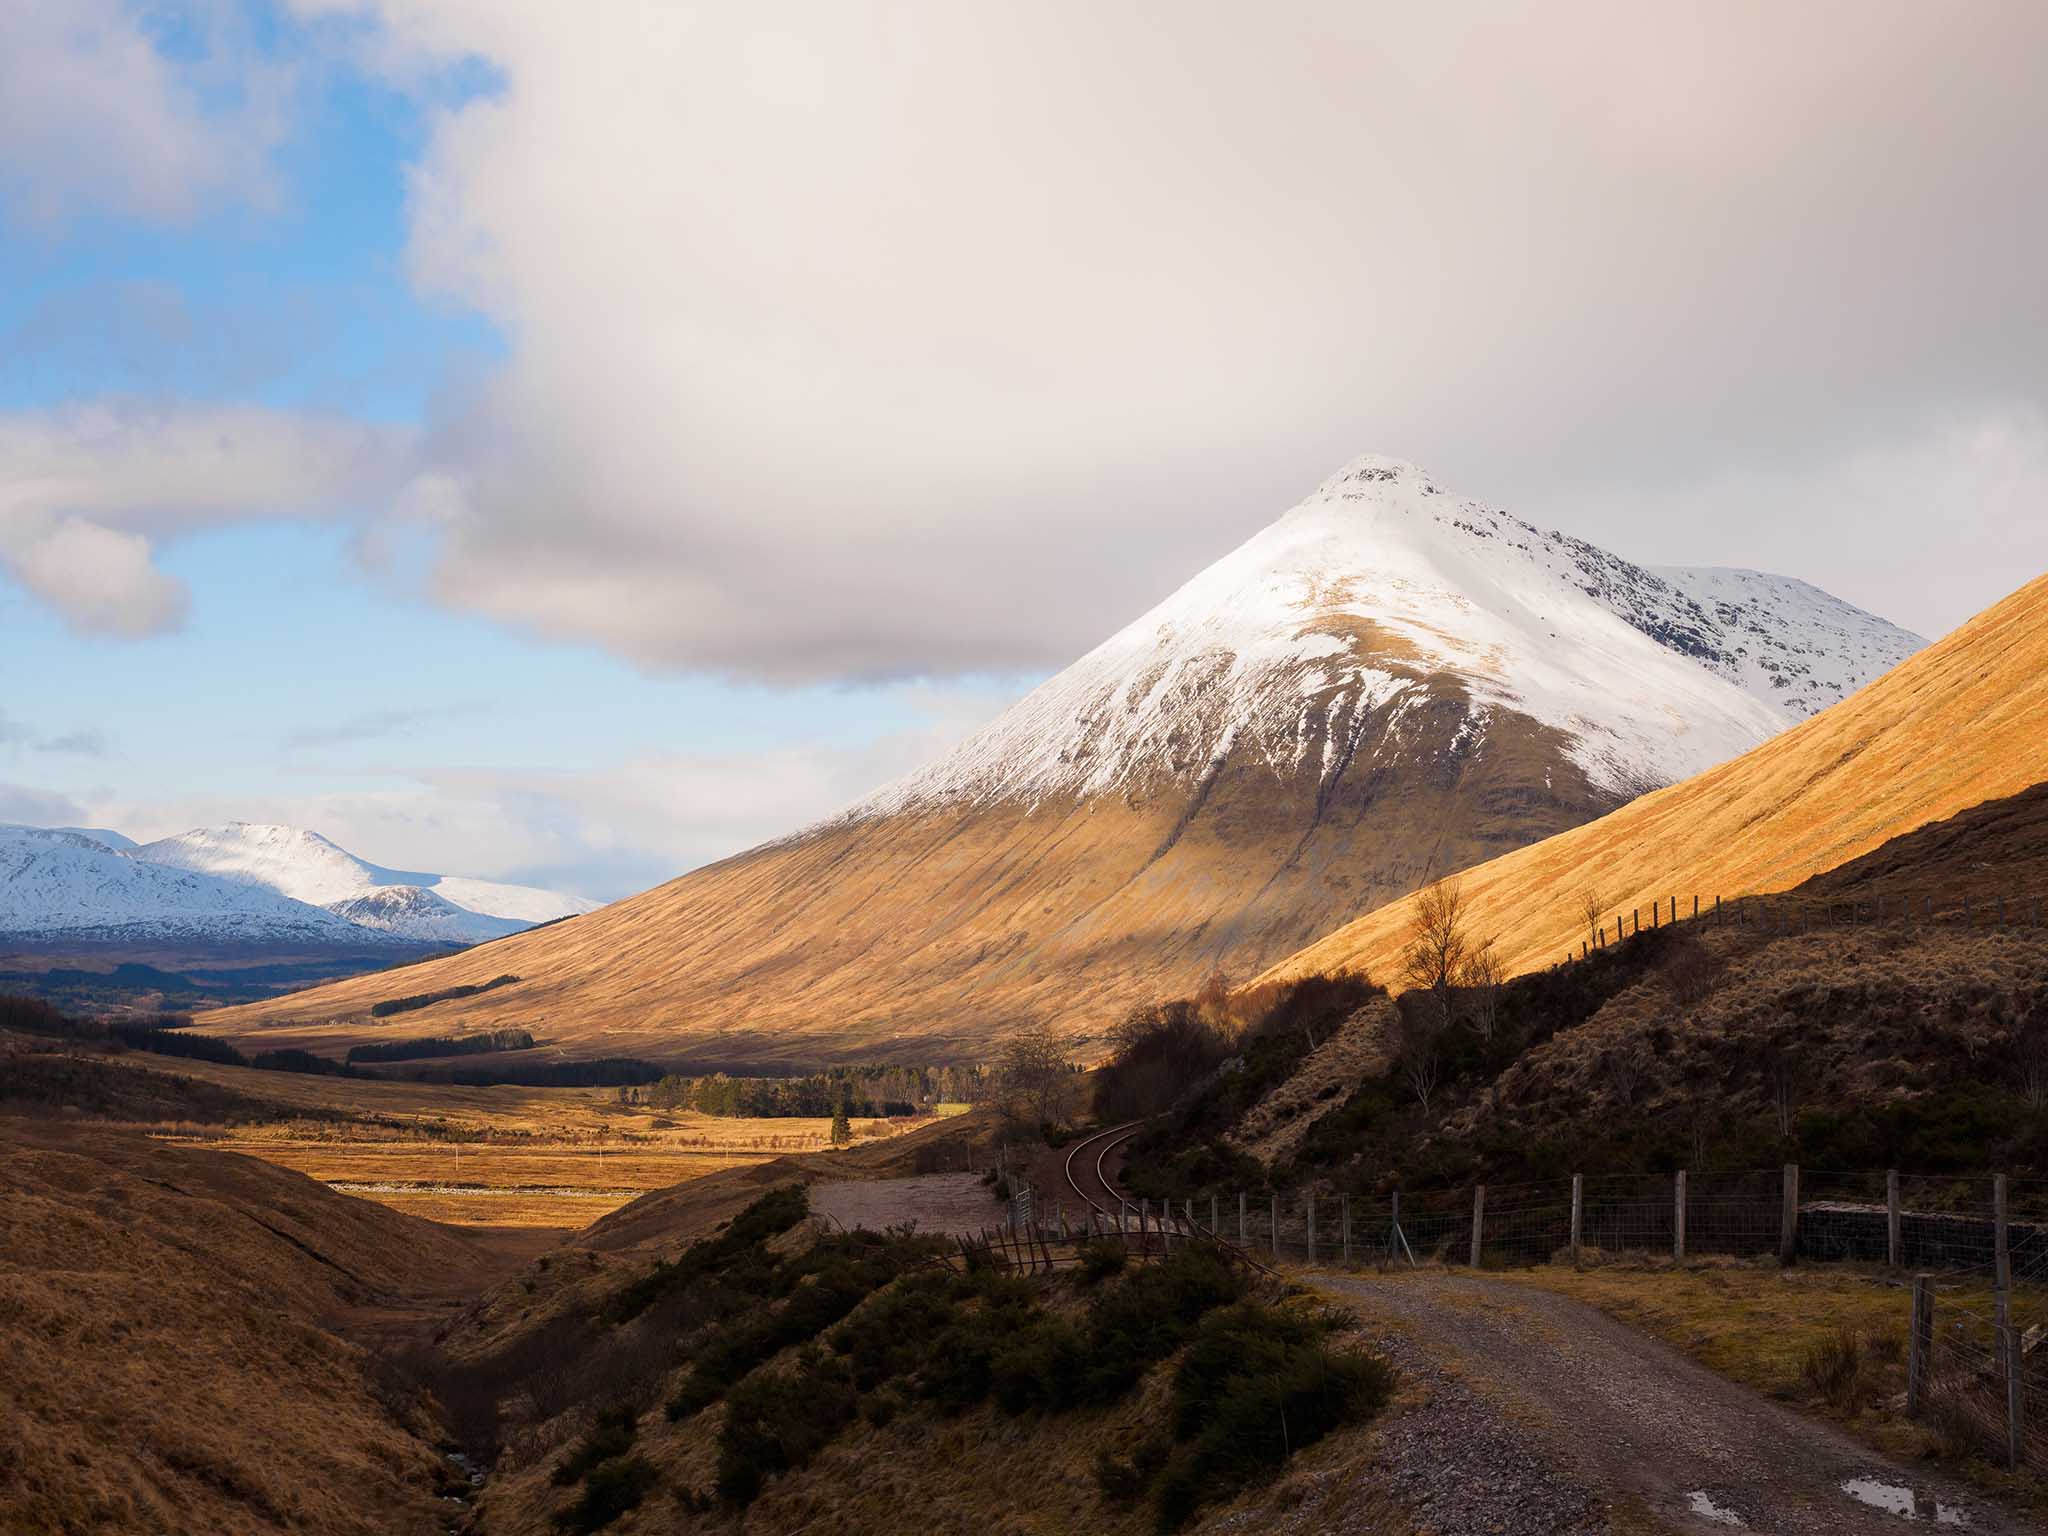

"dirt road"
[1316,1270,2027,1535]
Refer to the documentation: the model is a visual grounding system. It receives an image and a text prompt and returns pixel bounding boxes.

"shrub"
[666,1228,938,1418]
[1093,1439,1169,1504]
[830,1272,961,1389]
[1080,1245,1246,1402]
[1078,1236,1127,1283]
[989,1315,1089,1414]
[608,1185,807,1325]
[554,1455,658,1533]
[716,1359,858,1505]
[551,1402,639,1486]
[1801,1326,1866,1412]
[1152,1303,1394,1529]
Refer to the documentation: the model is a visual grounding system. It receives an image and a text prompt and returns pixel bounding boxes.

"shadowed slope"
[1265,573,2048,989]
[0,1123,508,1534]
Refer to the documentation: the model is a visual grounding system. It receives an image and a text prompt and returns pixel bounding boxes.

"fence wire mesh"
[1097,1163,2048,1477]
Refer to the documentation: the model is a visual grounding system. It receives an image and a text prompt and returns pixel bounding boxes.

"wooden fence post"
[1996,1173,2013,1294]
[2007,1323,2027,1472]
[1238,1190,1247,1245]
[1210,1193,1219,1236]
[1342,1194,1351,1266]
[1779,1164,1800,1265]
[1271,1192,1281,1260]
[1674,1170,1687,1262]
[1887,1170,1902,1267]
[1907,1274,1934,1416]
[1570,1174,1583,1264]
[1470,1185,1486,1269]
[1391,1189,1401,1263]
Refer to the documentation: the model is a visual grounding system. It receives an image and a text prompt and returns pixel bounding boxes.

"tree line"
[615,1063,991,1119]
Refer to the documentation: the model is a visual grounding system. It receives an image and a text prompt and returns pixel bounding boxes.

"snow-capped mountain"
[0,825,398,948]
[857,455,1922,815]
[210,454,1924,1064]
[133,823,598,943]
[1648,565,1920,718]
[323,886,532,944]
[55,827,140,853]
[1,820,597,950]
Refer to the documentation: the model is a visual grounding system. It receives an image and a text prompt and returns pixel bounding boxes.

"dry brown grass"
[60,1049,930,1227]
[0,1120,521,1535]
[1269,572,2048,989]
[1437,925,2048,1145]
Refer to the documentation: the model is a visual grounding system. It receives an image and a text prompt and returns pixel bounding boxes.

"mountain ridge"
[193,456,1922,1065]
[3,821,597,951]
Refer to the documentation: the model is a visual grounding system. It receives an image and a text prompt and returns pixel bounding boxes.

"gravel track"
[1317,1270,2028,1535]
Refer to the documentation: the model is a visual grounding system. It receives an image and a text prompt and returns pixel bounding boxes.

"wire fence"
[1554,886,2046,967]
[1015,1163,2048,1476]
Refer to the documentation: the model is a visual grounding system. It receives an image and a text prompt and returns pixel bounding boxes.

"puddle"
[1688,1491,1746,1527]
[1839,1479,1968,1525]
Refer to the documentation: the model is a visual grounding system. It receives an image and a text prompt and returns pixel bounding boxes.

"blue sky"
[5,2,2046,898]
[0,1,1034,895]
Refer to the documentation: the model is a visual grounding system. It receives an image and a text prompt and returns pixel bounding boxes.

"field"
[57,1049,935,1228]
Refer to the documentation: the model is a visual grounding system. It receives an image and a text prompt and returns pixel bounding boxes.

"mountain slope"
[0,825,396,948]
[134,822,598,940]
[195,457,1917,1065]
[1264,571,2048,990]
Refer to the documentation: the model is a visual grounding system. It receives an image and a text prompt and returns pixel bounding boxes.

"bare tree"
[1459,937,1506,1044]
[996,1019,1075,1129]
[1605,1044,1650,1107]
[1764,1043,1804,1140]
[1393,1005,1444,1117]
[1580,887,1606,949]
[1686,1108,1713,1172]
[2013,1002,2048,1109]
[1402,877,1469,1030]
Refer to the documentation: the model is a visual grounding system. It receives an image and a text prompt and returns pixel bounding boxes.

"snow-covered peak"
[0,824,401,947]
[134,822,597,928]
[55,826,139,852]
[1650,565,1923,719]
[849,457,1919,817]
[138,823,436,907]
[323,885,530,945]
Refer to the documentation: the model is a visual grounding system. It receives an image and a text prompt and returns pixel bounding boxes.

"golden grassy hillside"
[197,663,1620,1065]
[1266,573,2048,988]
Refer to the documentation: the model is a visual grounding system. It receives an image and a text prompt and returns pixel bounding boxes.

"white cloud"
[9,518,186,635]
[0,400,411,635]
[0,1,293,226]
[1523,406,2048,640]
[82,679,1019,898]
[0,783,87,827]
[296,0,2048,675]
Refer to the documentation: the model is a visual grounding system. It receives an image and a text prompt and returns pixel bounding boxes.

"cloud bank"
[0,401,410,636]
[318,0,2048,672]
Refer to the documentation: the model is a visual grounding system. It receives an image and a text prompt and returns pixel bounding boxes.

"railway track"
[1061,1120,1141,1217]
[1059,1119,1277,1275]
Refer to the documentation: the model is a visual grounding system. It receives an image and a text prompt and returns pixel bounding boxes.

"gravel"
[1315,1270,2031,1535]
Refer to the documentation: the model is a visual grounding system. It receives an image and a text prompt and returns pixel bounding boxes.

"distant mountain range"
[199,455,1924,1064]
[0,822,598,950]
